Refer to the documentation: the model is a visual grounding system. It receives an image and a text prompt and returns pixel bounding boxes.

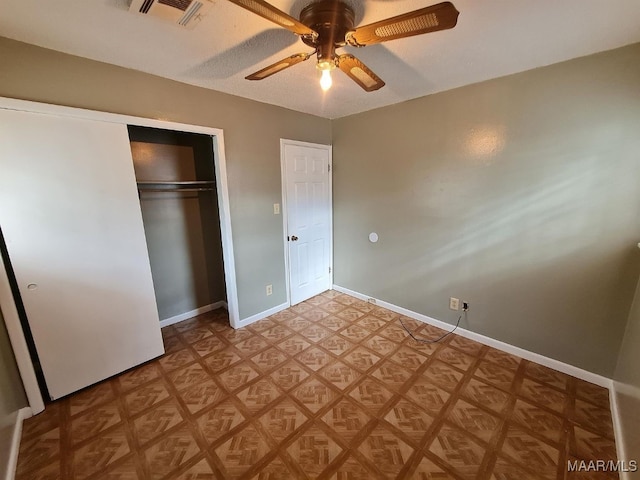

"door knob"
[291,235,299,241]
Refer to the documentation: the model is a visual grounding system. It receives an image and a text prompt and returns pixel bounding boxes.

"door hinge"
[329,266,331,274]
[328,164,331,172]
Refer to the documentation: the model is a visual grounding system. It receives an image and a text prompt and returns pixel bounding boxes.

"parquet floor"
[16,290,618,479]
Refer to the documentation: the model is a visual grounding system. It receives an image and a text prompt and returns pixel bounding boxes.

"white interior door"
[283,141,332,305]
[0,109,164,400]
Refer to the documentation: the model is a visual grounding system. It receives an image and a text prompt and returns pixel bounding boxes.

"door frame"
[280,139,333,307]
[0,96,240,412]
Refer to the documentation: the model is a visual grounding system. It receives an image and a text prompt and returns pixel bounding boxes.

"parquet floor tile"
[291,377,339,414]
[319,334,354,356]
[214,424,271,478]
[320,360,359,390]
[383,398,435,445]
[410,454,458,479]
[178,379,225,414]
[445,398,501,445]
[523,362,570,392]
[370,361,413,392]
[257,398,309,442]
[269,360,310,391]
[511,399,563,445]
[449,336,484,356]
[172,458,217,480]
[16,426,61,476]
[204,347,242,373]
[405,379,451,416]
[70,401,122,445]
[124,379,172,417]
[428,424,487,480]
[472,362,516,392]
[17,291,619,479]
[571,399,615,439]
[72,426,131,479]
[248,455,300,480]
[235,379,281,414]
[117,364,161,393]
[356,423,415,477]
[329,454,377,480]
[575,379,611,410]
[250,348,288,372]
[518,378,568,414]
[347,377,395,415]
[320,398,373,443]
[286,424,343,478]
[191,336,226,358]
[196,398,246,445]
[500,424,559,479]
[69,382,115,416]
[132,399,184,447]
[143,425,200,479]
[435,346,476,372]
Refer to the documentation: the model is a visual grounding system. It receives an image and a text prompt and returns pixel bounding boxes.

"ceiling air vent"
[129,0,213,28]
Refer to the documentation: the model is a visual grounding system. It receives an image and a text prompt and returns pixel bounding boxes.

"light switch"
[273,203,280,215]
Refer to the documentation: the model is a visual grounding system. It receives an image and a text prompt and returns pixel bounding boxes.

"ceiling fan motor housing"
[300,0,355,67]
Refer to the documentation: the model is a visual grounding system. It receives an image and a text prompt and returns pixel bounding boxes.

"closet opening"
[128,126,228,326]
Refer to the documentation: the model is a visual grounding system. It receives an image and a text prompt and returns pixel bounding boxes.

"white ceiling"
[1,0,639,119]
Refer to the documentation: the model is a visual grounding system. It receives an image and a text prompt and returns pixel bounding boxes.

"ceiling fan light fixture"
[235,0,459,93]
[316,57,335,91]
[316,59,335,71]
[319,69,333,91]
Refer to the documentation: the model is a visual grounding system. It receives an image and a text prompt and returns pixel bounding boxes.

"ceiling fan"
[225,0,459,92]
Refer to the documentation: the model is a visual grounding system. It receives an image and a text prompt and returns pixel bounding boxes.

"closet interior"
[128,126,226,323]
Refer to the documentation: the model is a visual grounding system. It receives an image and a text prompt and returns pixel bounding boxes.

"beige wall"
[614,276,640,469]
[0,309,27,478]
[0,36,331,320]
[332,43,640,376]
[1,34,639,378]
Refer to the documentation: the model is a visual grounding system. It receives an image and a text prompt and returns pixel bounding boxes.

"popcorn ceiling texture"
[0,0,639,118]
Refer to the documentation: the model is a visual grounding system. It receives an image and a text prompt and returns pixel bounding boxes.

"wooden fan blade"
[337,54,385,92]
[226,0,316,36]
[346,1,459,46]
[246,53,311,80]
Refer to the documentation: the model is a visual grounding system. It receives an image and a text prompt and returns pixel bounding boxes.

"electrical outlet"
[449,297,460,311]
[266,284,273,296]
[462,301,469,311]
[273,203,280,215]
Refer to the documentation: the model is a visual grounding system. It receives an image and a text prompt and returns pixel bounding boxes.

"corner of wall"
[0,406,32,480]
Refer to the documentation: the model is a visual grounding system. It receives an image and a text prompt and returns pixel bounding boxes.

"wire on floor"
[399,312,465,344]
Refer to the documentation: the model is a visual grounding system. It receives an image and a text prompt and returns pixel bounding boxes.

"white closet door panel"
[0,109,163,399]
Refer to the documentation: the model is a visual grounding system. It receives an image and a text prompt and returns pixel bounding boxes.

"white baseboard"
[332,285,612,388]
[236,302,289,329]
[610,383,628,479]
[5,407,32,480]
[159,301,227,328]
[610,381,640,477]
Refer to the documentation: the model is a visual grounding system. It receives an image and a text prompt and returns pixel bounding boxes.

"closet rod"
[137,187,213,193]
[136,181,215,186]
